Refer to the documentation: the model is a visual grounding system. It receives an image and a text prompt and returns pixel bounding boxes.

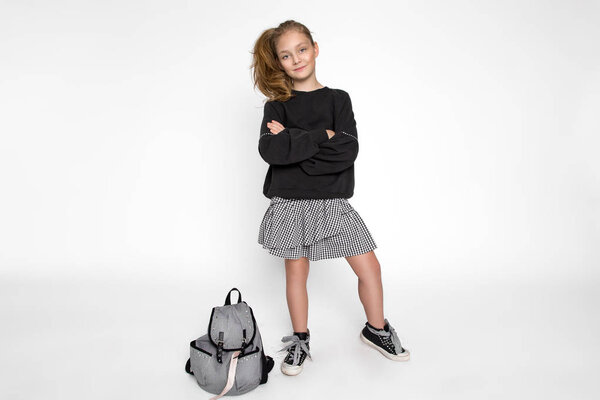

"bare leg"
[345,250,385,329]
[284,257,310,332]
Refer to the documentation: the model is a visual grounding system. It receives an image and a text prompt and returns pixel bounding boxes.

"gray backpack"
[185,288,274,399]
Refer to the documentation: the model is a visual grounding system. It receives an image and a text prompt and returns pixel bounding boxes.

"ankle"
[366,321,387,331]
[293,331,309,340]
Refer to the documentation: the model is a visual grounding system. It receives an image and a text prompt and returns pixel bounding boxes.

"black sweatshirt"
[258,86,359,199]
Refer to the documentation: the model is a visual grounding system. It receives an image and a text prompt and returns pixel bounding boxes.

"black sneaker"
[360,319,410,361]
[279,329,312,376]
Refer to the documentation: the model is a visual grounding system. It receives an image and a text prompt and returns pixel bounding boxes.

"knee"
[285,264,309,285]
[358,262,382,282]
[286,273,308,285]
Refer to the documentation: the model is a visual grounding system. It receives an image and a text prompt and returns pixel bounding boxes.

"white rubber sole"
[360,331,411,361]
[281,362,303,376]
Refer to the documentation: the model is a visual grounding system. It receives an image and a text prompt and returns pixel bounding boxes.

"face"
[275,30,319,82]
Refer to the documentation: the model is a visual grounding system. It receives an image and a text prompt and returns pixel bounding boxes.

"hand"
[326,129,336,139]
[267,120,285,134]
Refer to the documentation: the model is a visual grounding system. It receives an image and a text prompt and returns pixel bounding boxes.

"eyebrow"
[278,42,309,55]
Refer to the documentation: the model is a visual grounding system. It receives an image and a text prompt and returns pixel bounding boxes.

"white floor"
[1,275,598,400]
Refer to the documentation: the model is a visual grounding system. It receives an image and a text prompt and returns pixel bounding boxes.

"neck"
[292,79,323,92]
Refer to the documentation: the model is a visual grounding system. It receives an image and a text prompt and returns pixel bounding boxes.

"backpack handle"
[224,288,242,305]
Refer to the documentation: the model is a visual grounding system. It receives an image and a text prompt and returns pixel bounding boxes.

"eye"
[282,55,288,60]
[300,48,306,52]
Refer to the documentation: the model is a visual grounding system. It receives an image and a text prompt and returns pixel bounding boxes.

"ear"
[314,41,319,58]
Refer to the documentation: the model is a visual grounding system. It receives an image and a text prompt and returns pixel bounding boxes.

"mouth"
[294,66,306,71]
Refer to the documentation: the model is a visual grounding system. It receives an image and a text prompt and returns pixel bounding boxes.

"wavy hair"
[250,20,316,103]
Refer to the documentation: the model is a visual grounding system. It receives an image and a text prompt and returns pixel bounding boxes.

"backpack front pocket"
[233,347,262,394]
[190,338,217,387]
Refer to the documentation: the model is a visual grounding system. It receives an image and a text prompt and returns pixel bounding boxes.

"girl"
[251,20,410,376]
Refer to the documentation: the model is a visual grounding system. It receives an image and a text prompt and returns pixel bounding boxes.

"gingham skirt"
[258,196,377,261]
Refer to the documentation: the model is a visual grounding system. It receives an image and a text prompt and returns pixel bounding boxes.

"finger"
[273,121,284,129]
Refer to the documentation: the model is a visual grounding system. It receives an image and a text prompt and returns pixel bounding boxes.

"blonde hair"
[250,20,316,102]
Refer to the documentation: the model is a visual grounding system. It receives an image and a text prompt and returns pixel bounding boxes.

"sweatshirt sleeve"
[258,101,330,165]
[298,91,359,176]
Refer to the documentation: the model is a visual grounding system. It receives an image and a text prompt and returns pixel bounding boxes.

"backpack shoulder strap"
[184,358,193,375]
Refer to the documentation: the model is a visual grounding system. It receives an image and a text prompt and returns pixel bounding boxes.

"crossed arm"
[267,119,335,140]
[258,91,359,175]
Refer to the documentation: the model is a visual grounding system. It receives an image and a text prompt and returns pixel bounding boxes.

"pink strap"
[209,350,241,400]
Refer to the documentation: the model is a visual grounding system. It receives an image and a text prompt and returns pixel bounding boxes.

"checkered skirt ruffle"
[258,196,377,261]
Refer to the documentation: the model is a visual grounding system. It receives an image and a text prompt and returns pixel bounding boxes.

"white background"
[1,0,598,399]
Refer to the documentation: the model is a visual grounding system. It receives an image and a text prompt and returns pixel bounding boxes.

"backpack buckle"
[240,338,246,357]
[217,332,224,363]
